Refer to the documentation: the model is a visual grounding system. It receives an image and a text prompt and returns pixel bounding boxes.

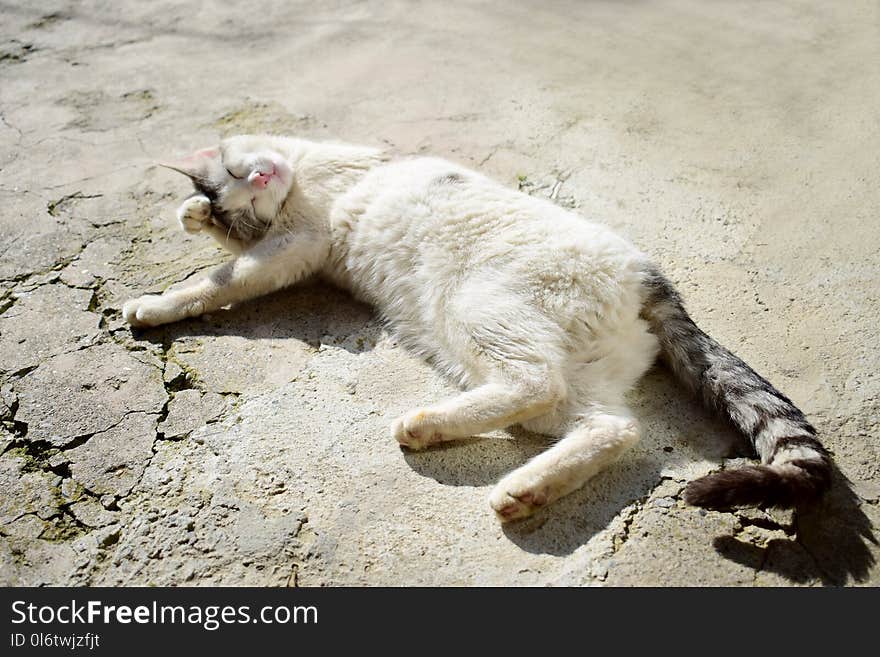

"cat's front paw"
[177,195,212,234]
[123,294,185,328]
[489,473,550,522]
[391,410,447,450]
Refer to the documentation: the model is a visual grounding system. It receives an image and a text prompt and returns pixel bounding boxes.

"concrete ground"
[1,0,877,586]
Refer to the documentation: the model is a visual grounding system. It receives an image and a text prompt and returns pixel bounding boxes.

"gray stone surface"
[158,389,228,439]
[0,0,877,586]
[0,452,60,524]
[65,411,158,499]
[14,342,166,446]
[0,283,99,374]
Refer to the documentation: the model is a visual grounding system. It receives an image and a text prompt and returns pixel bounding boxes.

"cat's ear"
[159,148,220,181]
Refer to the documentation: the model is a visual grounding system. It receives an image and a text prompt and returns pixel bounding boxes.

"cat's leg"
[201,223,247,255]
[391,288,566,449]
[122,232,328,327]
[177,194,245,254]
[392,289,567,449]
[488,405,640,521]
[392,373,563,449]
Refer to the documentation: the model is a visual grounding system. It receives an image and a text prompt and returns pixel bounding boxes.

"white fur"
[124,135,660,521]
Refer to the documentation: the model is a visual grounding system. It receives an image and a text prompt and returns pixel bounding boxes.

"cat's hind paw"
[177,195,212,234]
[489,477,550,522]
[391,410,447,450]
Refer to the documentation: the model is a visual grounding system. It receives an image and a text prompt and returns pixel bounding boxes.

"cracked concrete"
[1,0,878,586]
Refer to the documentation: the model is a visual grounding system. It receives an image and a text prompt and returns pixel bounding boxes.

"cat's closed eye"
[225,166,245,180]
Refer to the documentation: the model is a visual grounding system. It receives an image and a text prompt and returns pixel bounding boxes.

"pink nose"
[248,167,275,189]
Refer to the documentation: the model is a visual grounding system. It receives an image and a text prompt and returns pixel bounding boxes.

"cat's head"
[161,135,294,237]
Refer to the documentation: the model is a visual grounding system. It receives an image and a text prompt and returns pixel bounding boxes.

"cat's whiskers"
[235,212,262,233]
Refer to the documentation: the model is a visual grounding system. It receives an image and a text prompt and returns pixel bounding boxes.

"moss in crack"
[2,451,67,519]
[86,289,101,312]
[163,357,200,393]
[4,444,59,475]
[150,357,194,443]
[91,282,127,327]
[38,508,90,543]
[4,429,92,482]
[1,392,27,443]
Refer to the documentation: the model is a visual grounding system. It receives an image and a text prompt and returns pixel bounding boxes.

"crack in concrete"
[0,431,119,533]
[0,241,88,285]
[0,290,15,316]
[46,191,104,217]
[605,474,687,559]
[0,110,23,140]
[43,163,145,191]
[0,387,26,444]
[611,502,642,554]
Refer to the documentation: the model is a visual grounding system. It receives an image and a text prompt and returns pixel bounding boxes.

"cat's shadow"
[403,430,667,557]
[404,370,704,557]
[135,282,877,583]
[140,279,379,355]
[711,465,877,586]
[407,370,876,580]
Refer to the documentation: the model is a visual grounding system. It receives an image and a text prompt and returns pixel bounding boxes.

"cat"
[123,134,831,520]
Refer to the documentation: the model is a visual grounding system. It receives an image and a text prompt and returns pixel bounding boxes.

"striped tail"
[639,265,831,509]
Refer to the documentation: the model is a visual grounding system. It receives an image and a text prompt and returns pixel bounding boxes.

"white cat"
[123,135,831,520]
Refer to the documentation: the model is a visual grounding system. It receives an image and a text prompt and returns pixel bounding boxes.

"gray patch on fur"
[434,172,465,185]
[210,206,269,242]
[186,183,270,242]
